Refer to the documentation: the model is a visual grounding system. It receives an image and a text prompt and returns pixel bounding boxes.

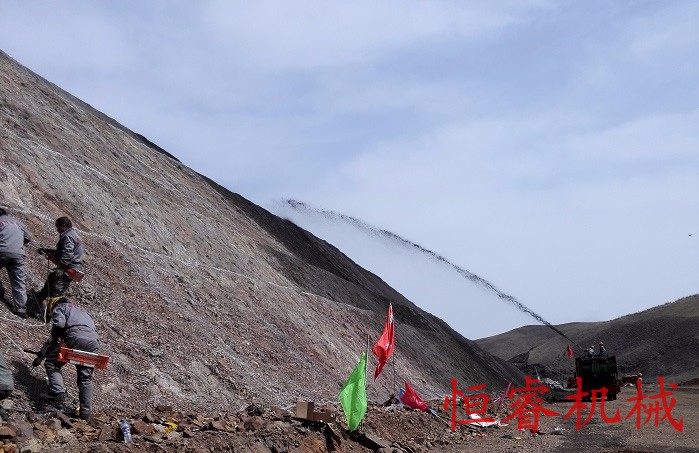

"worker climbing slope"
[0,207,33,318]
[32,296,99,420]
[34,217,85,310]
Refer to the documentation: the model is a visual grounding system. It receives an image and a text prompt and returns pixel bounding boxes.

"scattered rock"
[97,425,119,442]
[55,428,77,445]
[132,419,154,435]
[13,421,34,440]
[56,413,73,429]
[0,425,17,439]
[17,438,43,453]
[245,404,263,416]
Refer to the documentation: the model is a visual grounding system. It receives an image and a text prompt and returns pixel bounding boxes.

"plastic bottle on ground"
[119,419,132,443]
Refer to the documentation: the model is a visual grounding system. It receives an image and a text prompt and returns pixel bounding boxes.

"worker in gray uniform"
[0,207,32,318]
[32,296,99,420]
[35,216,84,305]
[587,345,595,358]
[597,341,608,357]
[0,352,13,421]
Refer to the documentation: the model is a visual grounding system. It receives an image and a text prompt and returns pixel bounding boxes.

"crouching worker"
[32,296,99,420]
[0,352,13,422]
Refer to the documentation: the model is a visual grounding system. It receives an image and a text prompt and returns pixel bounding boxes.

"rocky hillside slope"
[476,295,699,384]
[0,48,523,417]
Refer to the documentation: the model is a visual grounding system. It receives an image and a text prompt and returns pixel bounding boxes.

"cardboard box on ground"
[294,401,335,423]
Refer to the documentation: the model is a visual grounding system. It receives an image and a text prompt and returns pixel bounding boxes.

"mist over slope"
[476,295,699,384]
[0,49,523,414]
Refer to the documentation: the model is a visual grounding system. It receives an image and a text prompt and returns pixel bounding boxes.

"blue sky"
[2,1,697,339]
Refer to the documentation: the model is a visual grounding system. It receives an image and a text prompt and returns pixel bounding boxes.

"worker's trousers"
[0,254,27,313]
[35,269,71,303]
[44,336,99,416]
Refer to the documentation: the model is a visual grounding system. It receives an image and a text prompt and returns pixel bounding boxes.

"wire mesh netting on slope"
[1,252,305,414]
[0,271,166,413]
[0,264,252,411]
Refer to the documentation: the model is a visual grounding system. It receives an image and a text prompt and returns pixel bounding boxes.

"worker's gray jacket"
[55,227,84,269]
[0,214,31,258]
[50,301,98,344]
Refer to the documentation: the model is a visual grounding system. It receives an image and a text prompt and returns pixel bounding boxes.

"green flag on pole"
[338,351,367,431]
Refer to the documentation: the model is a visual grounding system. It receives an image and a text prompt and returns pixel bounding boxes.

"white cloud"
[1,0,697,338]
[202,0,543,69]
[627,2,699,62]
[567,110,699,162]
[0,2,135,75]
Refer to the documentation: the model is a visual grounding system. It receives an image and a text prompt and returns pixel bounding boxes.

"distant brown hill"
[0,48,524,416]
[476,295,699,385]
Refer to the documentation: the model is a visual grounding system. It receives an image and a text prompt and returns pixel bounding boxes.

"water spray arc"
[284,199,583,351]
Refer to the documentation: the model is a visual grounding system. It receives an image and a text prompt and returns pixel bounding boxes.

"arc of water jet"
[284,199,584,352]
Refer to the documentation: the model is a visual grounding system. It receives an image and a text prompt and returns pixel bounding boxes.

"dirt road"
[412,383,698,453]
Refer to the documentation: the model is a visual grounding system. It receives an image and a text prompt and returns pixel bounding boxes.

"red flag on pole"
[399,381,429,412]
[372,303,395,379]
[566,344,574,359]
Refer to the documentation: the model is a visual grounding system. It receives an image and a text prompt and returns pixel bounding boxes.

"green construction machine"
[572,355,622,401]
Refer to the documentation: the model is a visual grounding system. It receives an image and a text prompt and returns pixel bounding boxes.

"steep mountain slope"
[0,49,523,416]
[476,295,699,384]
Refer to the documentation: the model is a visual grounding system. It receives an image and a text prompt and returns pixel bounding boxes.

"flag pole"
[391,303,396,398]
[365,334,369,385]
[361,334,369,433]
[392,344,396,397]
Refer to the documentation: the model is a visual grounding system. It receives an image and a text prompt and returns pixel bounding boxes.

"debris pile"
[0,397,515,452]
